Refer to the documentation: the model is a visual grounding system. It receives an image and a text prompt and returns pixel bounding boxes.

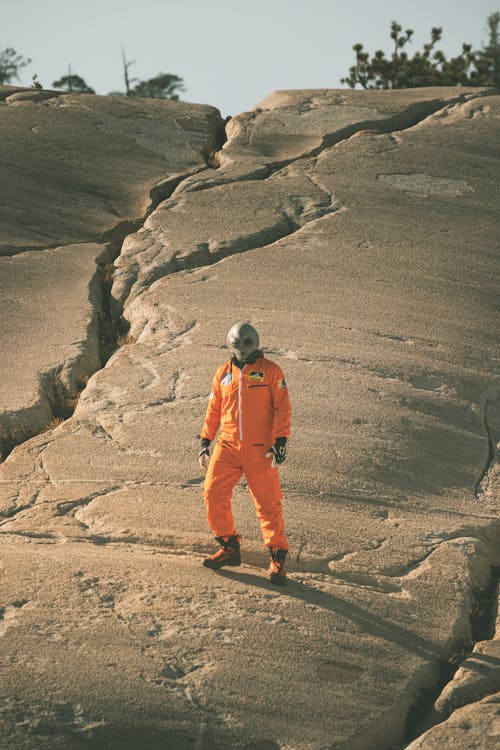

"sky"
[3,0,497,117]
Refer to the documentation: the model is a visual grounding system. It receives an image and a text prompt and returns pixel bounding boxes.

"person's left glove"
[265,437,287,467]
[198,438,211,469]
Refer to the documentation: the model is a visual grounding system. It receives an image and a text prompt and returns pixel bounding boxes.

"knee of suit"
[204,483,235,505]
[204,486,219,504]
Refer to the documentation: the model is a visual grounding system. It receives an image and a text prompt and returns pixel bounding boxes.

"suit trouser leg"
[244,452,288,550]
[203,441,243,539]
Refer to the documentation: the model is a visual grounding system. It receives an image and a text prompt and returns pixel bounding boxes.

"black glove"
[198,438,211,469]
[266,437,287,467]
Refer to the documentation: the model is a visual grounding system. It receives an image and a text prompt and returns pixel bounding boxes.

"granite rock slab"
[0,88,224,453]
[0,88,499,750]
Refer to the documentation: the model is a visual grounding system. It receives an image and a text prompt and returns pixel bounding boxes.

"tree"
[129,73,185,100]
[471,12,500,87]
[120,46,138,96]
[341,20,477,89]
[109,47,185,100]
[53,66,95,93]
[0,45,31,84]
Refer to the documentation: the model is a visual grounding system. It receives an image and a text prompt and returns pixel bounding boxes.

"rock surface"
[0,86,224,455]
[0,87,499,750]
[0,243,106,457]
[0,86,223,256]
[432,578,500,720]
[404,693,500,749]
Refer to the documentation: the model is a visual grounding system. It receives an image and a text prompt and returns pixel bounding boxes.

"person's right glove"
[265,437,287,467]
[198,438,211,469]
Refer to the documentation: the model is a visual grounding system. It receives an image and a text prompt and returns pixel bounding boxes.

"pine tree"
[52,68,95,94]
[130,73,185,100]
[0,45,31,84]
[341,21,477,89]
[471,12,500,87]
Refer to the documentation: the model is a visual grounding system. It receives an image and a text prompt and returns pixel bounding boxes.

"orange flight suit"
[200,356,291,550]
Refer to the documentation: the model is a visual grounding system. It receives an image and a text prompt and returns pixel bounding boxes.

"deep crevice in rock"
[0,121,228,463]
[475,395,500,498]
[0,362,95,463]
[1,88,498,750]
[174,89,497,200]
[113,90,496,328]
[398,564,500,749]
[313,89,497,156]
[112,194,343,326]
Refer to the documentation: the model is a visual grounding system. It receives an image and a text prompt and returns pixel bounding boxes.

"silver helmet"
[227,322,260,363]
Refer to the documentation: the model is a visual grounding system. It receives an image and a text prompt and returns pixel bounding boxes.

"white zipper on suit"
[238,365,246,441]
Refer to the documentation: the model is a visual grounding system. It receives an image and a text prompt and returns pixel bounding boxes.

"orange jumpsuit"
[200,356,291,550]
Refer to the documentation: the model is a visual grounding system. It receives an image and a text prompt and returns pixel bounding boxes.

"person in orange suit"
[198,322,291,584]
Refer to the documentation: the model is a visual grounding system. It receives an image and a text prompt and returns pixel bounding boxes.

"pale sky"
[3,0,497,117]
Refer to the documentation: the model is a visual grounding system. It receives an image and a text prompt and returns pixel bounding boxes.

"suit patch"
[221,372,232,385]
[277,379,287,388]
[249,371,264,381]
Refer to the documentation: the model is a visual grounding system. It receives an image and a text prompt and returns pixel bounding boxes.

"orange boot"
[203,535,241,569]
[269,548,287,585]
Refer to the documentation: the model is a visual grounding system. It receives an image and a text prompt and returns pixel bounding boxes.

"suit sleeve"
[272,365,291,439]
[200,369,222,442]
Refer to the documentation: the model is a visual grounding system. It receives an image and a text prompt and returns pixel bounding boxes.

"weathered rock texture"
[0,86,224,256]
[436,575,500,709]
[0,86,499,750]
[405,693,500,749]
[0,86,224,456]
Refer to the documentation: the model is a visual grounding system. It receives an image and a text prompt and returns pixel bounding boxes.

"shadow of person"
[215,568,443,661]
